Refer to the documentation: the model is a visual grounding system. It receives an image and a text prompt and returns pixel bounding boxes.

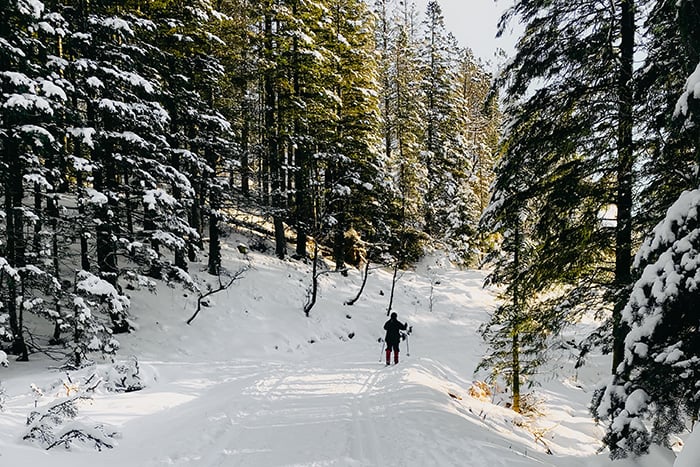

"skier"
[383,312,408,365]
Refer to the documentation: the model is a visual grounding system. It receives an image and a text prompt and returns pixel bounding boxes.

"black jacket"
[384,317,407,345]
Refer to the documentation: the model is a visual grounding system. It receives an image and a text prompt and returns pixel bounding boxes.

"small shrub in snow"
[47,422,119,451]
[23,372,120,451]
[99,357,146,393]
[468,380,492,401]
[24,396,118,451]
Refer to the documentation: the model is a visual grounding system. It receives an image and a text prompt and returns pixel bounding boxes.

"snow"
[103,67,156,94]
[17,0,44,18]
[674,428,700,467]
[0,240,685,466]
[86,76,104,88]
[68,127,96,148]
[1,71,33,87]
[84,188,108,206]
[39,79,68,100]
[106,130,148,147]
[143,188,178,210]
[675,61,700,117]
[3,93,54,114]
[76,271,121,299]
[90,16,134,36]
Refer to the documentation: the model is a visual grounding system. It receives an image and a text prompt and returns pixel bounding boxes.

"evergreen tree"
[452,48,500,264]
[492,0,639,374]
[1,0,67,359]
[596,190,700,458]
[320,0,382,270]
[386,0,426,266]
[419,0,450,236]
[419,5,498,264]
[479,125,564,413]
[595,0,700,458]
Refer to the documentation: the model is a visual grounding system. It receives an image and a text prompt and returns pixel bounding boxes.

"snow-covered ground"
[0,240,687,466]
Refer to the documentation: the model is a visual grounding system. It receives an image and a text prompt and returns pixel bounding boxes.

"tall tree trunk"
[5,142,28,359]
[48,193,63,344]
[291,7,309,259]
[94,155,118,288]
[512,331,521,413]
[612,0,635,372]
[264,7,286,260]
[33,183,42,254]
[76,172,90,271]
[208,192,221,276]
[241,103,251,198]
[512,220,522,413]
[169,149,188,270]
[294,145,309,258]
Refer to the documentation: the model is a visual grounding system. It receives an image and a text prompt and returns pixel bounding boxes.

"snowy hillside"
[0,241,683,466]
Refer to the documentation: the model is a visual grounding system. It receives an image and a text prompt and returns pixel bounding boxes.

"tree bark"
[5,139,29,359]
[612,0,635,373]
[264,6,286,260]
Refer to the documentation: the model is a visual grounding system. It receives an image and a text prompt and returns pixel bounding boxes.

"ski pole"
[406,335,410,357]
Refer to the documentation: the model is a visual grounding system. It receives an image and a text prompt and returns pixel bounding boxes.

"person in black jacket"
[383,312,408,365]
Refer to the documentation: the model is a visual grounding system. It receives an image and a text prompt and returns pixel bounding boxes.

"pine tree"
[419,0,453,237]
[452,48,500,264]
[595,0,700,458]
[596,190,700,458]
[493,0,639,374]
[479,213,543,414]
[1,0,68,360]
[418,4,498,265]
[386,0,426,266]
[479,128,563,413]
[319,0,382,270]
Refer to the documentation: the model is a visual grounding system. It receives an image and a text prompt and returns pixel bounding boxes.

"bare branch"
[186,263,250,325]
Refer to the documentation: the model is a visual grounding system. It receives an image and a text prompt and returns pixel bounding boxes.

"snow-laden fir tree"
[1,0,69,360]
[595,0,700,458]
[318,0,383,271]
[596,188,700,457]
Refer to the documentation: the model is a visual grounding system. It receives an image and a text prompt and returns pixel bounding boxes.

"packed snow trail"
[0,248,680,466]
[77,357,560,467]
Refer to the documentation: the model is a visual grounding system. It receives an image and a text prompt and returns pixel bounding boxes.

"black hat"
[391,312,397,319]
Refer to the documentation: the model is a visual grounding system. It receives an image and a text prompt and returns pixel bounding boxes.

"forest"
[1,0,700,461]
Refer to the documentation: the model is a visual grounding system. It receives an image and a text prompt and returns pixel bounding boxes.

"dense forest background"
[3,0,700,460]
[0,0,498,364]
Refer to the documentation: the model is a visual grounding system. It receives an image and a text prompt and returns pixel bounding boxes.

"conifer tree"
[479,129,562,413]
[386,0,426,266]
[419,1,453,236]
[1,0,67,359]
[492,0,639,374]
[595,0,700,458]
[320,0,382,270]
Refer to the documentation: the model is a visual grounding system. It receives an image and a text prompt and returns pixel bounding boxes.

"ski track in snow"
[0,248,683,466]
